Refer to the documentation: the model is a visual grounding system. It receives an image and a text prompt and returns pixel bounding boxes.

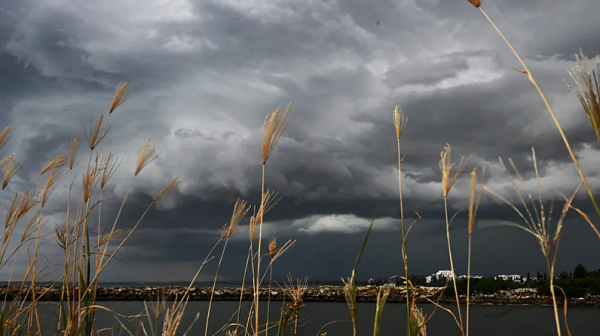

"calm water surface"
[36,301,600,335]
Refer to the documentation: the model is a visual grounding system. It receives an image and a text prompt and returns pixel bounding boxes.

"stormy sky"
[1,0,600,283]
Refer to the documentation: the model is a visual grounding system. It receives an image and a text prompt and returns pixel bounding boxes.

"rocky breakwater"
[2,285,600,307]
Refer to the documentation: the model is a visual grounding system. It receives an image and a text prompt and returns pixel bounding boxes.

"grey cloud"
[383,55,471,87]
[2,0,600,282]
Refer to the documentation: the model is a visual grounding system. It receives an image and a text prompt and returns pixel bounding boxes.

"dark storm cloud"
[1,0,600,282]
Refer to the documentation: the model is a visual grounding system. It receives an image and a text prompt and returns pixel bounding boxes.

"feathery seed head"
[154,177,180,201]
[250,189,280,241]
[257,189,280,223]
[262,104,291,165]
[40,155,67,175]
[439,144,471,197]
[483,149,578,261]
[1,155,20,190]
[100,153,121,188]
[222,199,250,238]
[95,229,124,248]
[393,105,408,138]
[5,192,21,227]
[69,138,79,170]
[249,190,280,241]
[82,166,100,203]
[285,276,309,306]
[271,239,295,263]
[249,216,257,241]
[4,192,39,230]
[109,82,132,114]
[269,237,277,258]
[56,226,68,250]
[0,155,12,171]
[468,168,477,235]
[135,139,157,176]
[468,167,486,235]
[0,126,11,150]
[467,0,481,7]
[16,190,39,223]
[565,51,600,142]
[42,167,63,207]
[21,210,41,242]
[84,114,110,150]
[249,208,258,242]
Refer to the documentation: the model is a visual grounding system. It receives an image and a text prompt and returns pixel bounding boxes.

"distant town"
[366,269,543,287]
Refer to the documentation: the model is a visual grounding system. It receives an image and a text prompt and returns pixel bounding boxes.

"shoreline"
[3,285,600,307]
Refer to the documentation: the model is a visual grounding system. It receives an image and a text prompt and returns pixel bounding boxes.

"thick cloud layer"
[1,0,600,282]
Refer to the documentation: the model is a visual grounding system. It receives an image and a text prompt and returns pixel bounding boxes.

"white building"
[435,270,454,278]
[425,270,454,284]
[457,275,483,280]
[495,274,522,282]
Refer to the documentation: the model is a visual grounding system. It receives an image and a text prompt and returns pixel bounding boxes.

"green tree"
[574,263,587,279]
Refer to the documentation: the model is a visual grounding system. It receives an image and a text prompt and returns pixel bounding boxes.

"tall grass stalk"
[465,0,600,218]
[343,210,378,336]
[255,104,290,336]
[205,199,250,336]
[466,167,485,336]
[484,148,581,336]
[393,105,413,336]
[440,144,470,335]
[266,237,276,336]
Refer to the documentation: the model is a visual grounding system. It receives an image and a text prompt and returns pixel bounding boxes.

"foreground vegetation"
[1,0,600,335]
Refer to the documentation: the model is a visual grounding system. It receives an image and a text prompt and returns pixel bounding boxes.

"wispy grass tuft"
[0,126,11,150]
[484,148,580,336]
[466,0,600,219]
[1,155,20,190]
[565,51,600,142]
[439,144,470,335]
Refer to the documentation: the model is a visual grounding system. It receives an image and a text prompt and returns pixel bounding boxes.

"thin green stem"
[444,196,464,334]
[466,234,472,336]
[255,164,266,336]
[236,243,252,331]
[266,260,274,336]
[205,237,229,336]
[547,260,562,336]
[397,138,412,336]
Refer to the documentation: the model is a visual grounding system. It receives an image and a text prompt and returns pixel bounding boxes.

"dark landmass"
[3,285,600,307]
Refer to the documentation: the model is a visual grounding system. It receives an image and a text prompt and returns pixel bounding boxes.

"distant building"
[495,274,523,282]
[457,275,483,280]
[435,270,454,279]
[425,270,454,284]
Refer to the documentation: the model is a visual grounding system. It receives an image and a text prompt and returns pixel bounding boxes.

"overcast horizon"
[2,0,600,283]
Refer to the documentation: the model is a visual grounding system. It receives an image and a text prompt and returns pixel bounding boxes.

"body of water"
[35,301,600,335]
